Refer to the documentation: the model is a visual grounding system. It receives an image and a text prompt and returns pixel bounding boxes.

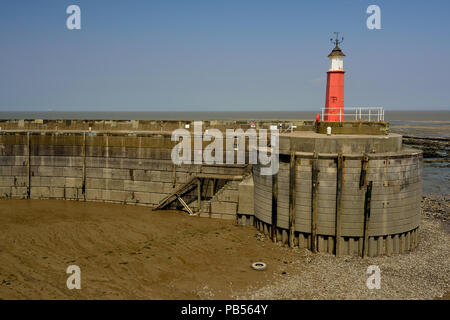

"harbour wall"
[0,131,251,220]
[253,151,422,256]
[0,119,423,257]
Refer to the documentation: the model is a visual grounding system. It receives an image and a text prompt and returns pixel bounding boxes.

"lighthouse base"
[254,131,422,257]
[316,121,389,135]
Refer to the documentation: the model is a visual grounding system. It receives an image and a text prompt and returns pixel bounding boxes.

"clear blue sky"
[1,0,449,111]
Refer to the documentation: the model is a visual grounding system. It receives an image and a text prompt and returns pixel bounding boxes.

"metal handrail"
[320,107,384,122]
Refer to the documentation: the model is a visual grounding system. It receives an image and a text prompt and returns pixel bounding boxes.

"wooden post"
[359,154,369,189]
[26,132,31,199]
[288,152,296,247]
[335,153,343,256]
[82,132,87,201]
[203,178,209,198]
[197,178,202,210]
[213,178,218,194]
[311,152,319,253]
[362,181,373,258]
[271,170,278,242]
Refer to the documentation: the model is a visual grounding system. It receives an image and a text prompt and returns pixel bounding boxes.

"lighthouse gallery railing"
[320,107,384,122]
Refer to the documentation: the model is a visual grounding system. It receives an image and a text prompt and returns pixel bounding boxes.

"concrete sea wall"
[0,131,249,219]
[0,119,423,257]
[253,134,423,256]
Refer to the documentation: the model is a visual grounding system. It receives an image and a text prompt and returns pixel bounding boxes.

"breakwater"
[0,119,423,257]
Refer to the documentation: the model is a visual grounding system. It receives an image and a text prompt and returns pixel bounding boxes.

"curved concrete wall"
[279,132,402,154]
[253,150,422,257]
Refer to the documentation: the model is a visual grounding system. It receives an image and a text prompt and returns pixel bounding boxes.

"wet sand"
[0,199,448,300]
[0,199,300,299]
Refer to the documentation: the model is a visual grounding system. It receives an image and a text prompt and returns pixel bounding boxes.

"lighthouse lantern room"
[324,33,346,122]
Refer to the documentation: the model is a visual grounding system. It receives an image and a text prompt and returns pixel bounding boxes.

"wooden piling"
[82,132,87,201]
[335,153,343,256]
[26,132,31,199]
[360,154,369,189]
[288,152,296,248]
[271,170,278,241]
[282,229,288,245]
[405,232,411,251]
[213,178,218,194]
[299,233,306,248]
[311,152,319,253]
[197,178,202,210]
[327,236,335,254]
[386,235,393,256]
[362,181,373,258]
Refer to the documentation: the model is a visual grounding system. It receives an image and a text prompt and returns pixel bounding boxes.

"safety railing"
[320,107,384,122]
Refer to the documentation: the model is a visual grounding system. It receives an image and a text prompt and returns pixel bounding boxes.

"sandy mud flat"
[0,198,448,300]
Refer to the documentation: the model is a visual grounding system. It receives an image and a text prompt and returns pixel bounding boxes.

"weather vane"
[330,32,344,46]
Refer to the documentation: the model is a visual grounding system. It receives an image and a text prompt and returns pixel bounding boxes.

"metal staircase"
[152,173,244,215]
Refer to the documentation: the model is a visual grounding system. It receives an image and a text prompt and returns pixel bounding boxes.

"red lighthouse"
[324,33,345,122]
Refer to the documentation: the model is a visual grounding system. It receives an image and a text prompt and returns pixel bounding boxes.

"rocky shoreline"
[237,194,450,300]
[422,195,449,233]
[403,135,449,158]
